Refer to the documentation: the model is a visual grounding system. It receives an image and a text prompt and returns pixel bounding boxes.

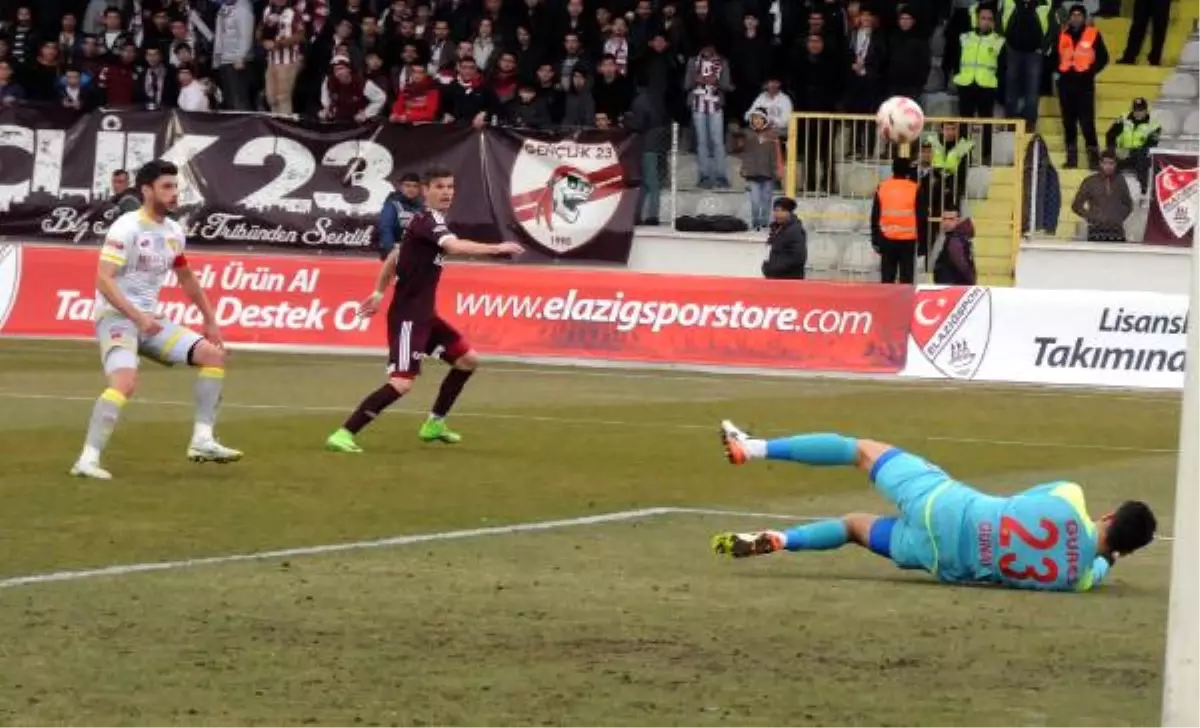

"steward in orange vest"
[1054,4,1109,169]
[870,158,929,285]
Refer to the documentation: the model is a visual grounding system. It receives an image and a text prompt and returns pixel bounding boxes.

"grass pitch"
[0,339,1180,726]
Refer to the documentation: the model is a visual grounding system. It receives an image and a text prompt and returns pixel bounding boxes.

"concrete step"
[1039,96,1147,120]
[1095,64,1174,85]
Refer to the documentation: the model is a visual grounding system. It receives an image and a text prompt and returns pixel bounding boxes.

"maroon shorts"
[387,314,470,379]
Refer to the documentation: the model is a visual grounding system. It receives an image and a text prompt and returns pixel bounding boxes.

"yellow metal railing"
[784,112,1028,285]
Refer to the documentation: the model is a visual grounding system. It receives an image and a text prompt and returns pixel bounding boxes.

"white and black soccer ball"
[876,96,925,144]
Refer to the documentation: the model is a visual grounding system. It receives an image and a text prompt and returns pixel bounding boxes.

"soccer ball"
[876,96,925,144]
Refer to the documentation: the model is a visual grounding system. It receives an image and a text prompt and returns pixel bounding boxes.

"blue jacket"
[378,192,425,259]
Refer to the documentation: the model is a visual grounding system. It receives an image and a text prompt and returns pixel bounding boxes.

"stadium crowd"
[0,0,1169,237]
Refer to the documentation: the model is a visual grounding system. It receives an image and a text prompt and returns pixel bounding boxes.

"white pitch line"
[0,506,1172,590]
[0,507,674,590]
[0,390,1180,454]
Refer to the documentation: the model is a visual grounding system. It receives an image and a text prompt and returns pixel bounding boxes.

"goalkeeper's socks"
[764,434,858,466]
[783,519,849,551]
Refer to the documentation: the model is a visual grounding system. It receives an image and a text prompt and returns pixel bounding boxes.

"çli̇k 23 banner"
[905,285,1189,389]
[1145,151,1199,247]
[0,106,642,263]
[0,244,913,374]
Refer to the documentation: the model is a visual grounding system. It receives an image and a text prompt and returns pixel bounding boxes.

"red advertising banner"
[0,245,912,373]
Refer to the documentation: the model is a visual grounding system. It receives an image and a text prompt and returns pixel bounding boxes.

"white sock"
[192,423,214,443]
[80,445,101,464]
[744,438,768,459]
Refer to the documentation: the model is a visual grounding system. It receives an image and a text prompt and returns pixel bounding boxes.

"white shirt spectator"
[178,79,212,110]
[745,89,794,137]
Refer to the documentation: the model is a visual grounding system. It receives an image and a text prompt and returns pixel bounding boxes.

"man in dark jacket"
[1053,4,1109,169]
[885,8,930,102]
[110,169,142,214]
[763,197,808,280]
[505,83,552,128]
[625,85,670,226]
[933,210,977,285]
[377,172,423,259]
[439,57,500,127]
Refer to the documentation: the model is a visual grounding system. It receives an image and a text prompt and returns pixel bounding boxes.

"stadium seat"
[1185,108,1200,133]
[924,67,945,94]
[806,233,847,275]
[965,167,992,200]
[1161,72,1199,100]
[923,92,956,117]
[821,200,861,233]
[1125,207,1149,241]
[991,132,1016,166]
[1180,39,1199,68]
[1153,105,1185,136]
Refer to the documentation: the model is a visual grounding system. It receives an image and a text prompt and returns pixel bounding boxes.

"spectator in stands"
[791,33,839,193]
[1002,0,1052,130]
[143,10,174,58]
[658,1,686,54]
[439,56,497,129]
[1054,4,1108,170]
[137,46,177,109]
[319,57,386,121]
[364,51,390,98]
[561,67,594,128]
[741,107,784,231]
[762,197,808,280]
[60,66,97,111]
[1105,97,1161,196]
[745,74,793,141]
[213,0,255,110]
[261,0,304,115]
[954,6,1002,164]
[99,8,130,60]
[933,209,977,285]
[593,53,633,125]
[378,171,422,259]
[628,0,656,63]
[593,110,613,129]
[915,136,948,245]
[626,85,669,226]
[110,169,141,212]
[533,62,565,125]
[631,32,677,103]
[427,19,453,75]
[685,42,733,189]
[1072,149,1133,242]
[520,0,552,46]
[57,13,82,61]
[1119,0,1169,65]
[557,33,588,92]
[505,81,550,128]
[730,12,771,148]
[489,51,520,106]
[9,6,37,66]
[871,157,927,285]
[686,0,723,58]
[513,26,541,82]
[0,59,26,106]
[885,8,930,103]
[79,35,105,80]
[389,62,439,123]
[845,6,885,156]
[21,40,62,101]
[604,17,631,76]
[471,17,497,72]
[98,43,138,106]
[176,63,214,110]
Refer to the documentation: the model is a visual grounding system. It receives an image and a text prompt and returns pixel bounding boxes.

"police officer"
[1105,97,1161,196]
[954,5,1004,164]
[871,158,927,285]
[1054,4,1109,169]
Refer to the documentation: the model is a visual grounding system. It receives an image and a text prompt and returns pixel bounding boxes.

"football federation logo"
[1154,164,1198,239]
[0,244,22,333]
[911,286,993,379]
[510,140,624,253]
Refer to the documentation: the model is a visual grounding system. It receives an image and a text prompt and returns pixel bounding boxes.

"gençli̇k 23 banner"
[0,106,642,263]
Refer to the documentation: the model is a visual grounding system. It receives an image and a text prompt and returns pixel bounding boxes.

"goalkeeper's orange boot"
[712,531,785,558]
[720,419,751,464]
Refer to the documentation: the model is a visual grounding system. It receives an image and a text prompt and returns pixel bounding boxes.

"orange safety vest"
[1058,26,1099,73]
[877,178,919,241]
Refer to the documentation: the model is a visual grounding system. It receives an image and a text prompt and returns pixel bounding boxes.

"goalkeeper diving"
[711,422,1157,592]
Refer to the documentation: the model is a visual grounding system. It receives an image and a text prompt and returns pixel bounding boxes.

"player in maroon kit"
[325,168,524,452]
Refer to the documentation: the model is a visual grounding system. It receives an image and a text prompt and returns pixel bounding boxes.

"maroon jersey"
[391,208,452,320]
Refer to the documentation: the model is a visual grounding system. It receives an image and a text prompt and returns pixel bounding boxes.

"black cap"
[399,172,420,183]
[1132,97,1149,110]
[1100,148,1117,160]
[773,197,797,213]
[1069,3,1088,14]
